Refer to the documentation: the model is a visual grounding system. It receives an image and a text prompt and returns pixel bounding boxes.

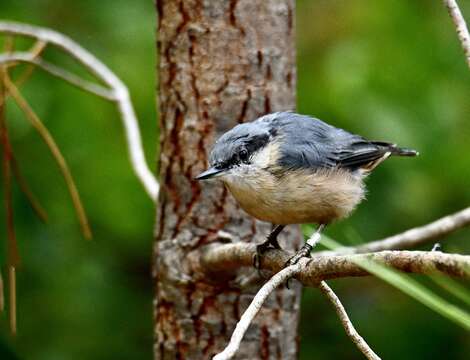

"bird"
[195,111,418,269]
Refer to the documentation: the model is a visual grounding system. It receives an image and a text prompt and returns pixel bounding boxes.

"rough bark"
[153,1,300,359]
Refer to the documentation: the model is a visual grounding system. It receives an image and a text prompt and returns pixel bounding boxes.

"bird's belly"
[224,169,365,225]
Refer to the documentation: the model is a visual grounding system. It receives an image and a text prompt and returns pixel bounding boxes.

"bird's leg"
[284,224,326,288]
[285,224,326,267]
[253,225,285,270]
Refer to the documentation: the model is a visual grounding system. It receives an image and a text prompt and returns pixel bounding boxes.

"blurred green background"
[0,0,469,359]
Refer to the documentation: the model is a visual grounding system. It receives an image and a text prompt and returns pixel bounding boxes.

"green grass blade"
[430,275,470,308]
[317,234,470,331]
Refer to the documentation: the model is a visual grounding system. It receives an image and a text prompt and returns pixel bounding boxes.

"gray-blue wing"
[261,112,395,171]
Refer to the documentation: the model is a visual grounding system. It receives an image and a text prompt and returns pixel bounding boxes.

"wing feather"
[262,112,395,171]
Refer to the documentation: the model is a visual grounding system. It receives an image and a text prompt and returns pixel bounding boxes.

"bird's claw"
[284,248,311,267]
[284,244,313,289]
[253,243,274,270]
[253,240,281,279]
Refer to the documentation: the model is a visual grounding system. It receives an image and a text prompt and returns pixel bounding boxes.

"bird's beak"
[195,167,226,180]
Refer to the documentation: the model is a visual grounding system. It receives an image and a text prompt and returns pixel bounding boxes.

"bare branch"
[0,52,115,100]
[212,262,382,360]
[444,0,470,68]
[318,281,381,360]
[0,21,158,200]
[198,245,470,285]
[1,66,20,335]
[14,39,48,87]
[320,206,470,255]
[207,207,470,360]
[213,259,309,360]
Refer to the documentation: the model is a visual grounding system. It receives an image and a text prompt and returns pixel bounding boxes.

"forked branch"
[205,205,470,359]
[212,259,382,360]
[0,21,158,200]
[213,260,310,360]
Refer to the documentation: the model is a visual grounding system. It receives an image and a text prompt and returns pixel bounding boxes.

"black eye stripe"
[244,134,270,153]
[210,130,273,169]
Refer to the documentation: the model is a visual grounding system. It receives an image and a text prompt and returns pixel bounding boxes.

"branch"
[207,207,470,359]
[14,40,48,87]
[212,259,382,360]
[444,0,470,69]
[213,259,309,360]
[319,206,470,255]
[0,21,158,200]
[0,52,115,100]
[209,207,470,265]
[318,281,381,360]
[199,245,470,285]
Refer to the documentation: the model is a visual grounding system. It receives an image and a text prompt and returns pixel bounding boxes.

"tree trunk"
[154,1,301,359]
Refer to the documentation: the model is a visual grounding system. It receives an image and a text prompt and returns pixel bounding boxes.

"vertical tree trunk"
[154,1,300,359]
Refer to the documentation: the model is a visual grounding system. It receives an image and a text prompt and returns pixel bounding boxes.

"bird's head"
[195,119,278,181]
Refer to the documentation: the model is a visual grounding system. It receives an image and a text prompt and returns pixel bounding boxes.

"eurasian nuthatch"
[196,112,418,268]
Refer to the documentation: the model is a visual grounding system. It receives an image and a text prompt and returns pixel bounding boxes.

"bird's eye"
[239,149,249,162]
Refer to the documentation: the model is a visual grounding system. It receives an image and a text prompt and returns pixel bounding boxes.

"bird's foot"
[285,243,313,267]
[284,243,313,288]
[253,238,281,272]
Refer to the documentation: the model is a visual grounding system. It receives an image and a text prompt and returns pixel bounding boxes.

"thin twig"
[318,281,381,360]
[0,53,115,100]
[0,68,19,267]
[0,44,48,220]
[10,154,48,222]
[213,259,309,360]
[444,0,470,69]
[213,268,382,360]
[3,35,14,53]
[14,40,48,87]
[318,206,470,256]
[0,21,158,200]
[8,266,16,335]
[1,39,19,336]
[4,75,92,239]
[0,40,50,104]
